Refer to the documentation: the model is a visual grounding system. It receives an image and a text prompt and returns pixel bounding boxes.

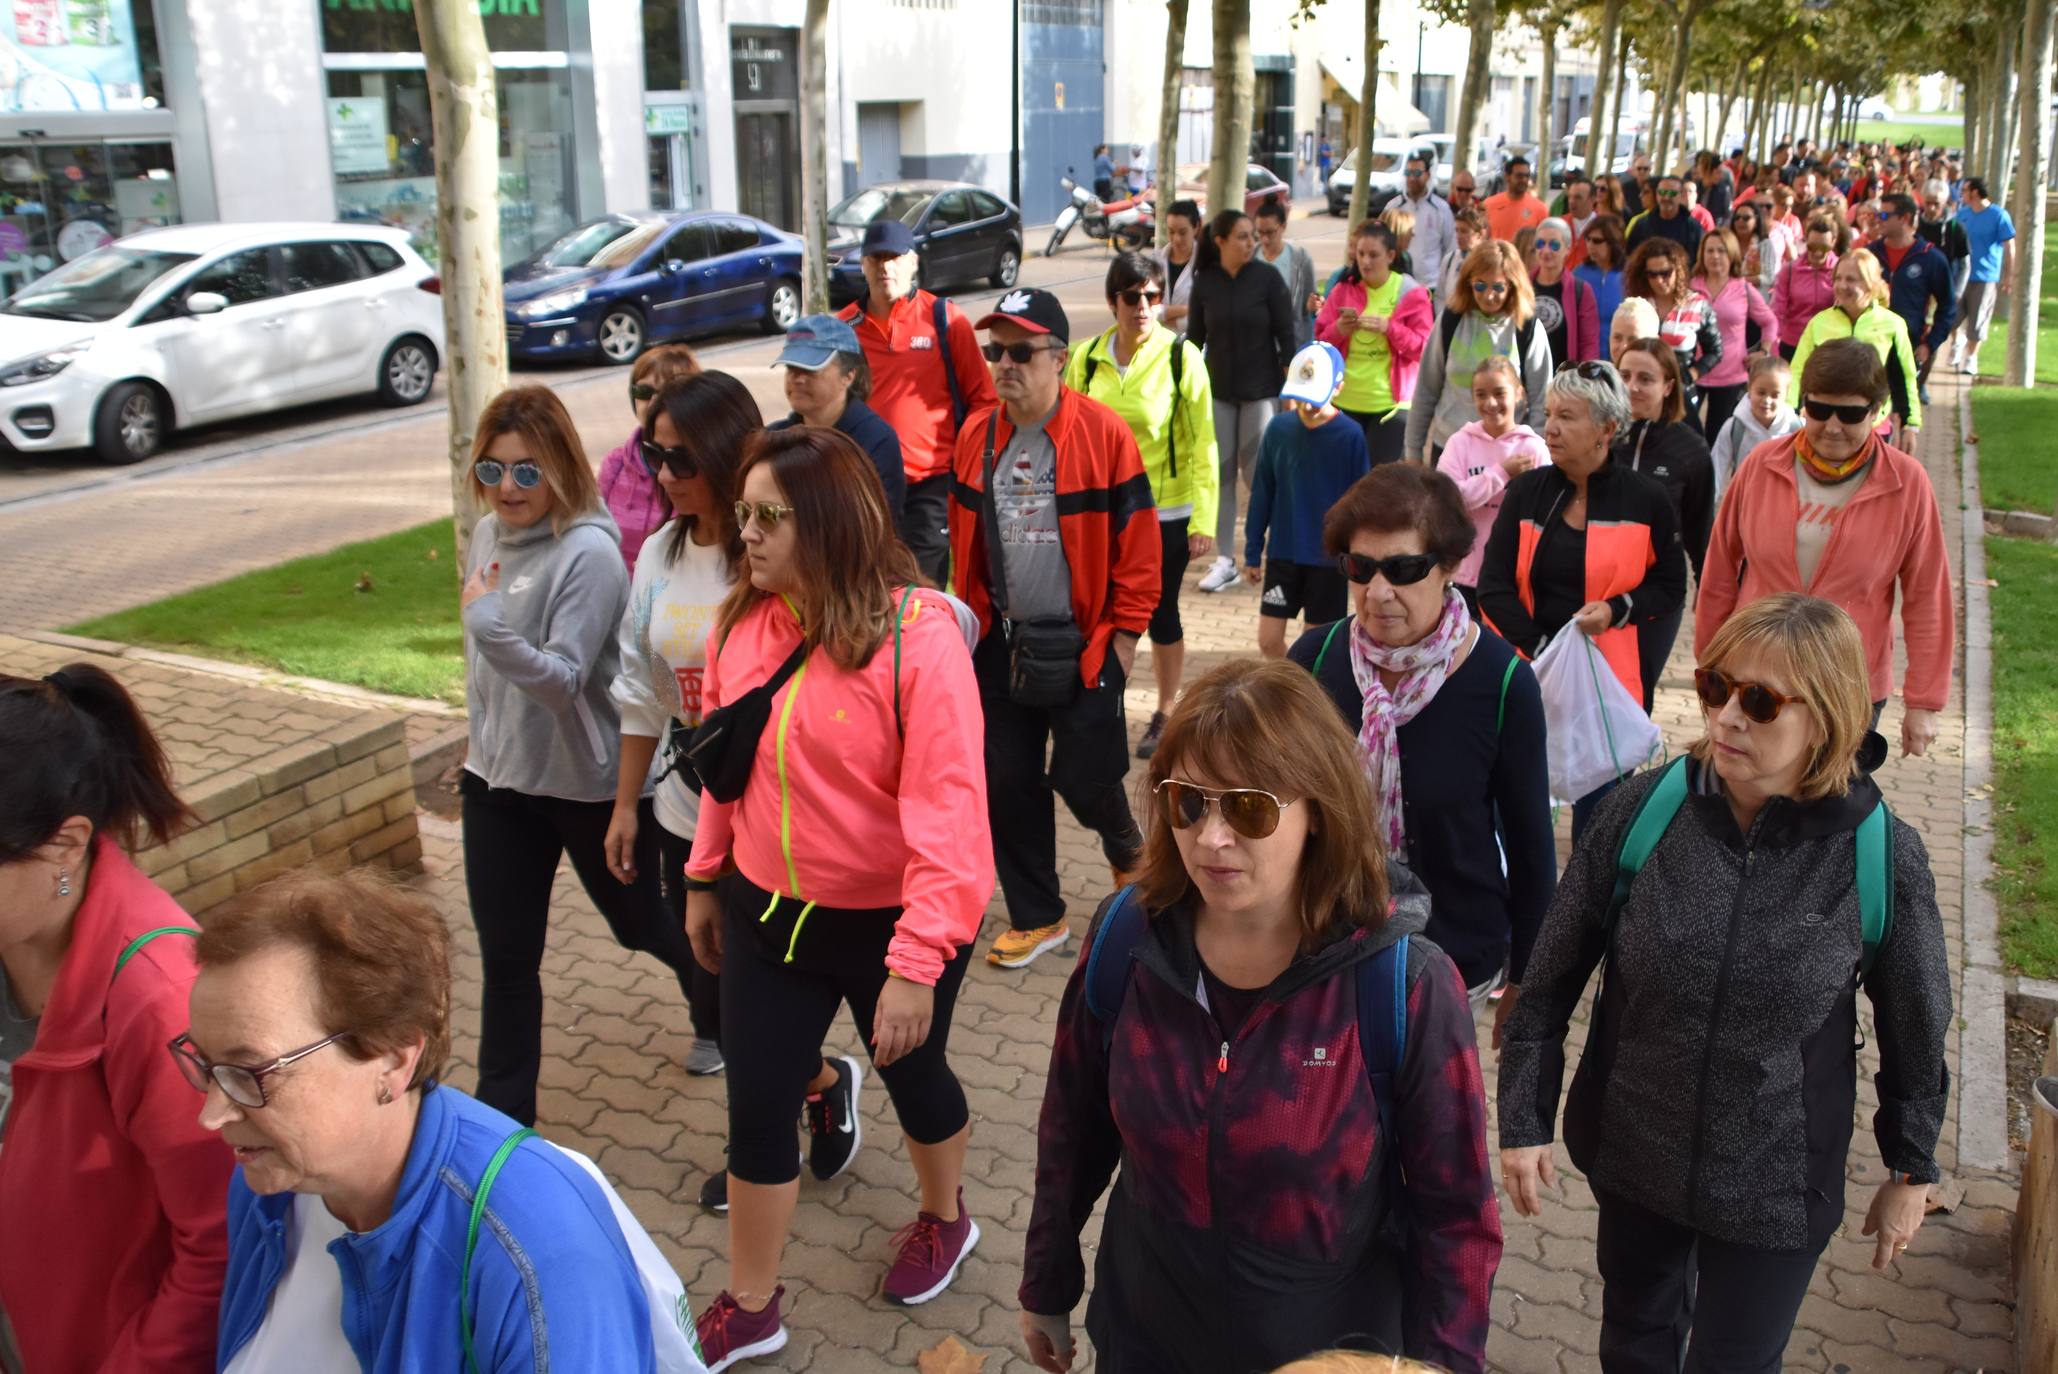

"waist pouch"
[685,638,807,804]
[1006,617,1085,708]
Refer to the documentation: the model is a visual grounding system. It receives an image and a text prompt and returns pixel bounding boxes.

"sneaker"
[696,1287,787,1372]
[1197,555,1239,593]
[1136,710,1168,758]
[805,1054,864,1182]
[882,1190,980,1305]
[685,1037,726,1076]
[986,919,1071,969]
[1960,353,1979,375]
[698,1169,729,1213]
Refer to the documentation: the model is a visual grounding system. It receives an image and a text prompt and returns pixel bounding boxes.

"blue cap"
[1280,341,1347,406]
[774,314,862,370]
[861,218,918,257]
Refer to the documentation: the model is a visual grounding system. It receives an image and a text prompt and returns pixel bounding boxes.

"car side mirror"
[661,259,686,275]
[185,291,228,316]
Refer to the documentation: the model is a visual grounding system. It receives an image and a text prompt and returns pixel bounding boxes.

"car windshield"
[3,246,199,323]
[828,187,932,229]
[532,219,664,269]
[1363,150,1404,172]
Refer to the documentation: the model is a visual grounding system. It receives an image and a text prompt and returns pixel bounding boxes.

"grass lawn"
[1977,216,2058,387]
[71,520,466,704]
[1970,388,2057,513]
[1860,118,1964,150]
[1988,533,2058,979]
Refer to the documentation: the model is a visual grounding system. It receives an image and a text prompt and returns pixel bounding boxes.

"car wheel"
[761,278,801,335]
[596,308,645,365]
[376,336,437,406]
[990,243,1021,288]
[92,381,166,466]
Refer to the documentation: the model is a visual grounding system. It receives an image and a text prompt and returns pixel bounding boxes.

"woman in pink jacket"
[1315,219,1432,464]
[1772,214,1840,362]
[684,425,992,1370]
[594,344,701,570]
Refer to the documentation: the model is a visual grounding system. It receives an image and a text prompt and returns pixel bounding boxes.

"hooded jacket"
[1773,250,1838,349]
[1403,310,1553,460]
[1708,401,1801,504]
[1314,272,1433,418]
[1435,420,1552,588]
[1186,258,1297,402]
[596,426,672,573]
[1498,755,1951,1252]
[1021,868,1502,1373]
[1064,324,1220,535]
[462,508,630,803]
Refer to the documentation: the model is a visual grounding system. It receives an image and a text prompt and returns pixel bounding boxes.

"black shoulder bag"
[682,634,810,804]
[980,412,1084,708]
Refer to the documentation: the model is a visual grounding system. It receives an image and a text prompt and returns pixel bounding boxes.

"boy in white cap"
[1241,341,1369,658]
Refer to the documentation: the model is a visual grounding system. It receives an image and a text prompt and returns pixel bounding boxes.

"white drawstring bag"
[1529,629,1662,805]
[554,1146,709,1374]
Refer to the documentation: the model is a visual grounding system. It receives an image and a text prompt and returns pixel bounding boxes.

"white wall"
[182,0,333,222]
[586,0,651,215]
[833,0,1010,196]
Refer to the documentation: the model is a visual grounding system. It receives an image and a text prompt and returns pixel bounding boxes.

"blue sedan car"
[503,211,803,364]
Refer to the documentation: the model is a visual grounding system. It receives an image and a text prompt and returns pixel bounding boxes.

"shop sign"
[327,96,391,176]
[0,0,146,114]
[645,105,695,136]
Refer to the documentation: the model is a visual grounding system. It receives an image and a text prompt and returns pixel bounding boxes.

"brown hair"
[0,663,194,861]
[1799,336,1888,405]
[1689,593,1874,799]
[652,370,762,572]
[1695,227,1742,280]
[1450,239,1535,325]
[469,386,600,536]
[1139,660,1390,950]
[1621,337,1689,425]
[1452,206,1487,238]
[1581,212,1627,271]
[198,869,452,1090]
[1323,464,1475,570]
[1623,239,1688,303]
[630,343,701,397]
[715,426,921,669]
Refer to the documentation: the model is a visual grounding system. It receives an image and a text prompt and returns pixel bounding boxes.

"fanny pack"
[683,636,809,804]
[981,411,1083,709]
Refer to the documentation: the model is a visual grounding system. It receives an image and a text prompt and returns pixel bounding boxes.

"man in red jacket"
[947,287,1160,971]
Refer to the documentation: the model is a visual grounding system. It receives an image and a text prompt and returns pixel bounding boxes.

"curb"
[2012,976,2058,1027]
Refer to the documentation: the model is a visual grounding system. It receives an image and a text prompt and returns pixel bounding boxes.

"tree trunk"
[1965,66,1983,179]
[1715,61,1742,154]
[1207,0,1253,221]
[1656,3,1706,172]
[2005,0,2053,387]
[1749,60,1772,161]
[1451,0,1495,193]
[1651,27,1675,172]
[1156,0,1190,247]
[1606,23,1629,162]
[1993,17,2022,204]
[414,0,506,566]
[799,0,831,315]
[1585,0,1623,179]
[1347,0,1382,229]
[1536,22,1556,156]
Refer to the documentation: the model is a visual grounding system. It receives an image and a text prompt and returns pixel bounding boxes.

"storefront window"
[320,0,551,54]
[1,0,160,113]
[0,139,177,295]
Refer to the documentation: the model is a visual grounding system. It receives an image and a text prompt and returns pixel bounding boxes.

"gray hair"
[1538,216,1573,244]
[1922,178,1950,201]
[1547,362,1631,433]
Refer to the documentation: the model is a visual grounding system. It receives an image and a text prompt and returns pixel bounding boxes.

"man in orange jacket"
[947,287,1161,971]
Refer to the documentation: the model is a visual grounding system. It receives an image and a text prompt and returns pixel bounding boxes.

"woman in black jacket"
[1187,208,1295,593]
[1498,593,1950,1374]
[1614,337,1715,708]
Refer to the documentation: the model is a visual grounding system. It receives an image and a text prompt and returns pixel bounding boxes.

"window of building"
[0,139,179,294]
[644,0,685,91]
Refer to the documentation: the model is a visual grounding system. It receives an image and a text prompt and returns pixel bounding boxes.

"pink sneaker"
[882,1189,980,1305]
[695,1287,787,1372]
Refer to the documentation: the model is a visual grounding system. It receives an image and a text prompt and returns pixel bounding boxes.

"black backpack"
[1438,305,1538,373]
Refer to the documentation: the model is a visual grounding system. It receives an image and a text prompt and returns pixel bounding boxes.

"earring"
[377,1082,393,1106]
[56,871,70,898]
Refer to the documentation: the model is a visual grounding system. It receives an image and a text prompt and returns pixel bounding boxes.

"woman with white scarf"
[1288,464,1557,1043]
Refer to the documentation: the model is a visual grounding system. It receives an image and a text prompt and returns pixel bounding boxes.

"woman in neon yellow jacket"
[1063,249,1219,760]
[1786,249,1922,436]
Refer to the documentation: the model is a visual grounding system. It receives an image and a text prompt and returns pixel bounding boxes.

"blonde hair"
[1271,1355,1452,1374]
[1695,227,1742,280]
[1835,249,1890,307]
[1380,204,1416,250]
[1451,240,1536,326]
[1611,296,1660,339]
[630,342,701,392]
[469,385,601,535]
[1689,593,1875,800]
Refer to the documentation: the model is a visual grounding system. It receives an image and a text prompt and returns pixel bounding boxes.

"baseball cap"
[861,219,917,257]
[1279,341,1346,406]
[974,287,1070,343]
[773,314,861,371]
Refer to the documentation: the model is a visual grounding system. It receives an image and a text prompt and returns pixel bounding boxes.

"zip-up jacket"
[1709,403,1801,505]
[1021,872,1502,1373]
[947,388,1161,688]
[684,588,992,984]
[1689,275,1781,386]
[1695,432,1954,712]
[1477,460,1688,706]
[1625,207,1704,260]
[1498,756,1952,1252]
[768,397,906,519]
[1403,309,1553,460]
[1861,238,1959,356]
[1186,259,1296,401]
[1064,324,1219,535]
[1434,420,1552,589]
[1772,251,1838,348]
[217,1085,654,1372]
[596,424,672,572]
[838,289,998,483]
[1314,272,1433,415]
[1655,291,1724,387]
[1615,417,1716,581]
[0,837,231,1374]
[1785,302,1922,429]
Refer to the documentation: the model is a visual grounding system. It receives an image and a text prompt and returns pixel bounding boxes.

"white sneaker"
[1960,352,1979,375]
[1197,556,1238,593]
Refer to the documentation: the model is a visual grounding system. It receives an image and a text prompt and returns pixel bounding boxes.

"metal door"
[1021,0,1105,225]
[857,103,902,186]
[736,112,797,230]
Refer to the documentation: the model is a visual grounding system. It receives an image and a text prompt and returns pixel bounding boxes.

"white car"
[0,222,444,464]
[1326,138,1430,216]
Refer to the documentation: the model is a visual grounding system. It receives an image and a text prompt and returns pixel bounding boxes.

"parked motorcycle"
[1045,170,1154,256]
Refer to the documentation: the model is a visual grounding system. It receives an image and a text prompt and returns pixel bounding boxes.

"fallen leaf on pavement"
[917,1335,988,1374]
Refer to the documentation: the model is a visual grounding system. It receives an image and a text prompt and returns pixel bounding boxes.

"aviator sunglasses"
[474,459,541,489]
[1155,779,1296,840]
[1337,551,1437,586]
[1693,667,1805,724]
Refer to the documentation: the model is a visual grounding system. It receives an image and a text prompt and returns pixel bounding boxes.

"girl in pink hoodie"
[1436,355,1552,605]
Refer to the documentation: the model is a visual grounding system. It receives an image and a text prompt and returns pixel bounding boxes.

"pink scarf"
[1348,586,1474,854]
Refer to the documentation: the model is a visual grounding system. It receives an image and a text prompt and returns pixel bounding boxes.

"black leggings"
[1339,407,1408,464]
[719,873,973,1185]
[1699,382,1745,443]
[459,772,697,1126]
[1149,516,1191,645]
[901,472,952,587]
[654,821,724,1044]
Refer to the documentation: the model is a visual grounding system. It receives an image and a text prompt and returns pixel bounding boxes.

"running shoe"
[1197,555,1239,593]
[696,1288,787,1372]
[1136,710,1168,759]
[685,1037,726,1076]
[882,1190,980,1306]
[805,1055,864,1182]
[986,920,1071,969]
[698,1168,729,1213]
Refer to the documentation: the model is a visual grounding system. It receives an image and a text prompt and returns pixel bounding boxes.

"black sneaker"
[1136,710,1168,759]
[805,1054,864,1182]
[698,1169,729,1212]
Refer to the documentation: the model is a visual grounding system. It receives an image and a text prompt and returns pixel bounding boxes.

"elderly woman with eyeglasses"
[181,869,657,1372]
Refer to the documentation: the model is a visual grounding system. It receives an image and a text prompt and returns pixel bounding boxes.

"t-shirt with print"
[1533,278,1568,367]
[1338,273,1404,416]
[612,523,732,839]
[1793,458,1873,587]
[990,406,1075,624]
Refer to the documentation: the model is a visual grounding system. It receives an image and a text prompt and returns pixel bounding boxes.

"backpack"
[1082,333,1187,478]
[1310,616,1522,734]
[1438,305,1538,376]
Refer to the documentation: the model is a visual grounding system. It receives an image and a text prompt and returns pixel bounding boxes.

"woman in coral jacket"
[683,426,992,1371]
[0,663,233,1372]
[1315,218,1432,463]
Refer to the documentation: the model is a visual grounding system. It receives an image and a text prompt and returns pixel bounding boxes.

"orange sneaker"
[985,920,1071,969]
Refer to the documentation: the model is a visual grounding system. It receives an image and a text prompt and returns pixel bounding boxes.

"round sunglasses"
[1338,551,1437,586]
[1155,779,1295,840]
[474,459,541,490]
[1694,667,1804,723]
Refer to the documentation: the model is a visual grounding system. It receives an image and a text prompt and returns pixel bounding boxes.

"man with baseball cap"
[947,287,1160,972]
[838,217,994,584]
[766,313,906,517]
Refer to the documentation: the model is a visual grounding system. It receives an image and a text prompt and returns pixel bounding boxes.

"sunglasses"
[168,1031,352,1110]
[1802,398,1878,424]
[736,499,795,529]
[1557,359,1614,382]
[1646,266,1676,279]
[1338,550,1438,586]
[1656,189,1681,199]
[639,436,696,479]
[629,381,657,405]
[1534,238,1566,251]
[1472,280,1510,295]
[1155,779,1295,840]
[982,340,1059,364]
[474,459,542,489]
[1694,667,1805,724]
[1115,287,1162,308]
[1452,184,1475,195]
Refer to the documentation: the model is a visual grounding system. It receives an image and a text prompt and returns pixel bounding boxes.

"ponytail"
[0,663,194,861]
[1196,208,1247,273]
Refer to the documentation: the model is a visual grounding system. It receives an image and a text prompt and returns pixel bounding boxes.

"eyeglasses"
[736,499,796,529]
[1471,280,1510,296]
[639,437,696,480]
[168,1031,353,1109]
[1337,550,1438,586]
[981,340,1059,364]
[629,381,657,405]
[1802,398,1878,424]
[1694,667,1806,725]
[1155,779,1295,840]
[474,459,542,489]
[1115,287,1161,308]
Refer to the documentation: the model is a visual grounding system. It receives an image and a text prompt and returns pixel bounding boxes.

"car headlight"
[0,341,92,387]
[522,287,588,318]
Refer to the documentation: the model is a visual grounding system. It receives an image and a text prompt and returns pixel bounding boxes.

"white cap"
[1280,341,1346,406]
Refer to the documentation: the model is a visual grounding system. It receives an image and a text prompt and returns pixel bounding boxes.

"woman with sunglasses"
[1499,593,1950,1374]
[460,386,680,1128]
[1624,240,1722,417]
[684,427,991,1365]
[0,663,230,1373]
[1783,249,1922,438]
[1698,338,1952,761]
[1403,240,1550,466]
[1689,228,1780,442]
[1529,215,1602,365]
[597,344,702,572]
[189,870,658,1372]
[1728,202,1785,301]
[1289,465,1555,1036]
[1573,214,1628,342]
[1315,219,1432,462]
[1772,213,1841,362]
[1020,658,1500,1374]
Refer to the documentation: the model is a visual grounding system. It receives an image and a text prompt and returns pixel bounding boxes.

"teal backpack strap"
[892,584,917,740]
[1607,757,1691,938]
[1495,654,1519,734]
[1312,616,1350,678]
[112,926,200,980]
[1855,800,1894,980]
[463,1127,538,1374]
